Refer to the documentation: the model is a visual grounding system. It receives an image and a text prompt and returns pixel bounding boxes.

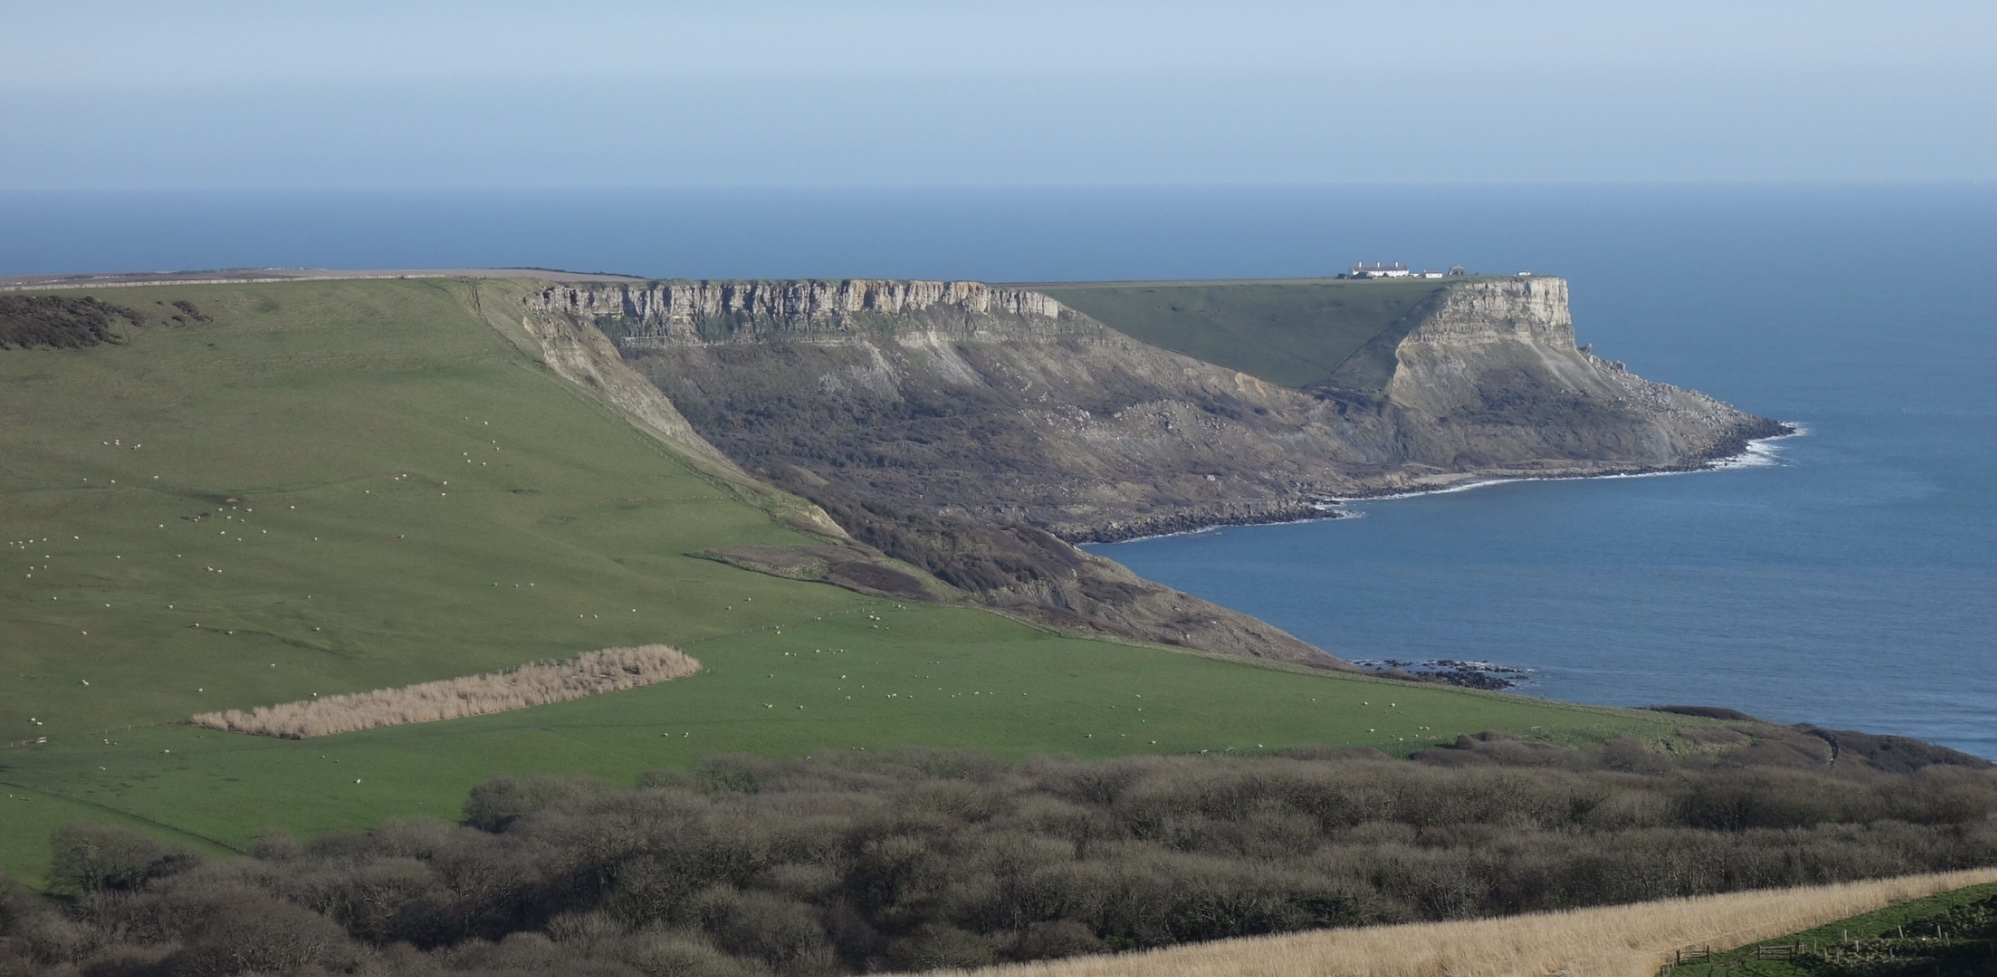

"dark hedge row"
[3,734,1995,975]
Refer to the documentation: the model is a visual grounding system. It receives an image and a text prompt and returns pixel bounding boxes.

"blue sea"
[5,184,1993,757]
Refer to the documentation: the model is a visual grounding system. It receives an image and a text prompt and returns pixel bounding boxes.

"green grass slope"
[2,277,1694,887]
[1032,278,1452,389]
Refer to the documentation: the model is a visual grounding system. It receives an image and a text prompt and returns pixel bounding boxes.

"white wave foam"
[1345,478,1520,503]
[1710,422,1806,470]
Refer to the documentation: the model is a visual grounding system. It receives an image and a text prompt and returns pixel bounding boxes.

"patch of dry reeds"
[965,867,1997,977]
[189,645,701,738]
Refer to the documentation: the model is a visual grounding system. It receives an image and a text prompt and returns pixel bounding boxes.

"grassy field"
[1,277,1699,887]
[1662,880,1997,976]
[970,869,1997,977]
[1033,277,1452,388]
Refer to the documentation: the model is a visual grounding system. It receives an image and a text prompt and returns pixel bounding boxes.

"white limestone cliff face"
[1384,277,1601,415]
[527,279,1082,347]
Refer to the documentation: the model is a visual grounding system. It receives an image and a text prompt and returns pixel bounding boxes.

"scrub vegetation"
[189,645,702,739]
[0,295,150,349]
[2,737,1993,975]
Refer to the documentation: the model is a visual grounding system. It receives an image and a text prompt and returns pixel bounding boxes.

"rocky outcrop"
[1310,277,1788,481]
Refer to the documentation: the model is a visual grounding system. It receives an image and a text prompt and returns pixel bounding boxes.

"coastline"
[1081,419,1802,546]
[1085,418,1807,695]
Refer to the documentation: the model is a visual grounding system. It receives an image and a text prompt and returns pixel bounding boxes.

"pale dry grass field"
[190,644,701,738]
[965,867,1997,977]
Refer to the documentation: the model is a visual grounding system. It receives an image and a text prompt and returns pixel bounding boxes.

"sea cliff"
[1312,277,1789,487]
[524,276,1785,543]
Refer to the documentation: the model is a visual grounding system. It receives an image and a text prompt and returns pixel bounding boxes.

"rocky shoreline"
[1355,659,1534,691]
[1065,417,1799,545]
[1704,416,1801,460]
[1058,497,1347,544]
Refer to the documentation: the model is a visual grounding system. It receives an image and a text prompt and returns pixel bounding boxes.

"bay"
[5,183,1993,756]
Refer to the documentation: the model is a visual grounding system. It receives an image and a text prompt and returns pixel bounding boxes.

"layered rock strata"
[532,279,1077,347]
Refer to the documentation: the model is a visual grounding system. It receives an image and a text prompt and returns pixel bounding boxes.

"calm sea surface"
[5,184,1993,757]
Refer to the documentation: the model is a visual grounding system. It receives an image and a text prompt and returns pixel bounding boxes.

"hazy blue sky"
[4,0,1992,188]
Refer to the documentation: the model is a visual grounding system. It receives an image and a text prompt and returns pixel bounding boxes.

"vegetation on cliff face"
[3,731,1990,975]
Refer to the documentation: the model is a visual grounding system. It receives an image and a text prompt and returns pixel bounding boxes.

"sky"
[2,0,1993,188]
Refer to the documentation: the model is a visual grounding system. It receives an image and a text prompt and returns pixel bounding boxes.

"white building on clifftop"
[1349,262,1410,278]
